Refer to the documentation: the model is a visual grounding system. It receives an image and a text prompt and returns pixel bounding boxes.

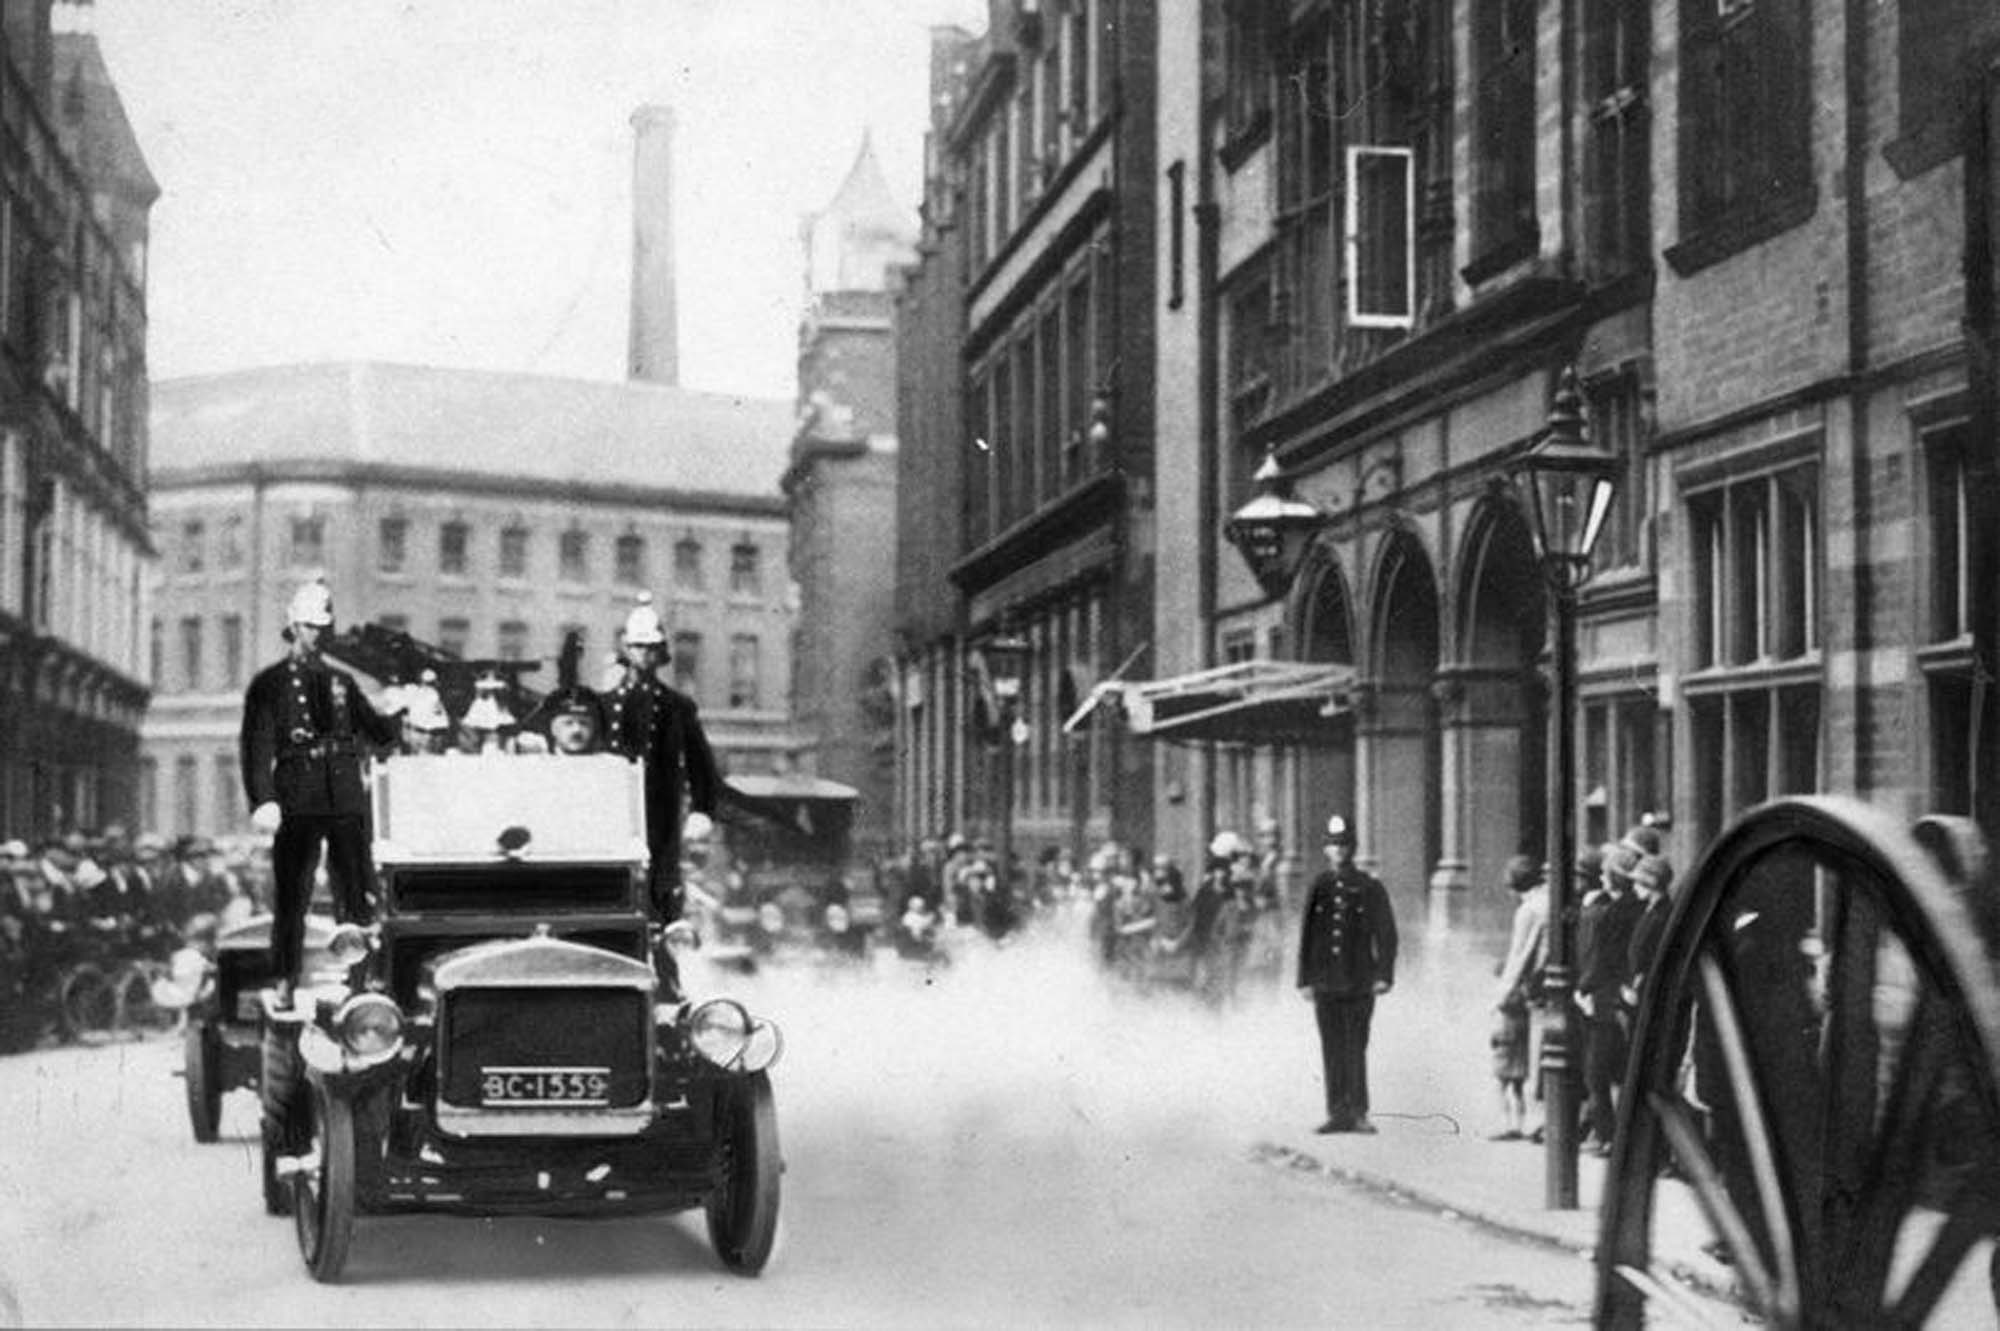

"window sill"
[374,570,414,585]
[1883,119,1961,181]
[556,581,595,598]
[1459,228,1540,287]
[1916,634,1976,675]
[1663,188,1817,278]
[1680,652,1823,696]
[1217,110,1271,173]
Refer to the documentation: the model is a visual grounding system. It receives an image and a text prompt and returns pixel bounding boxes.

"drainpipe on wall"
[1843,0,1874,796]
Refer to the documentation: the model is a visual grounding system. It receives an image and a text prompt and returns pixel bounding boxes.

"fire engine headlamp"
[756,902,785,935]
[824,903,851,934]
[688,999,752,1069]
[335,993,403,1058]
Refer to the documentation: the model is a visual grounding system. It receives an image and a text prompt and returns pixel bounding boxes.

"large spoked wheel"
[293,1081,356,1283]
[1596,796,2000,1328]
[59,963,114,1039]
[705,1071,781,1276]
[183,1022,221,1143]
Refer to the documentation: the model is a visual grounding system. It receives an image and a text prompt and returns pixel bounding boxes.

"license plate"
[479,1067,612,1106]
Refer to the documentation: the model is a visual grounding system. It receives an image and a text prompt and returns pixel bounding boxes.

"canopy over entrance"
[1062,660,1355,746]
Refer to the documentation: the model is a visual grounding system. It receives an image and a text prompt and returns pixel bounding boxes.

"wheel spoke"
[1697,947,1802,1320]
[1833,984,1951,1309]
[1887,1174,2000,1324]
[1649,1088,1782,1314]
[1611,1263,1736,1331]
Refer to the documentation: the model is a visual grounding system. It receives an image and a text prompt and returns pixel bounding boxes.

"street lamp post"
[977,630,1032,900]
[1221,448,1331,599]
[1513,366,1619,1212]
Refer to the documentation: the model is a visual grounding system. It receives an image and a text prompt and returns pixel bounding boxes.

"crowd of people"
[0,827,271,993]
[876,819,1303,1005]
[1487,817,1676,1150]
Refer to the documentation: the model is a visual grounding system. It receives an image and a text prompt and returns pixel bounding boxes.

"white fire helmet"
[622,591,667,647]
[286,578,334,628]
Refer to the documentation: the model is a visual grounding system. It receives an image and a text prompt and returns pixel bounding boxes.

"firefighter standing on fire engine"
[603,593,721,920]
[239,578,402,1004]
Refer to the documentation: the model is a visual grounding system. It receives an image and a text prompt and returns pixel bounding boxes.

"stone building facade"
[889,1,1999,940]
[893,0,1158,860]
[1154,0,1998,948]
[142,362,802,839]
[0,5,155,840]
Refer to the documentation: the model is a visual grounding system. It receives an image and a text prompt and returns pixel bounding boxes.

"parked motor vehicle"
[168,913,337,1146]
[712,773,877,963]
[257,752,783,1283]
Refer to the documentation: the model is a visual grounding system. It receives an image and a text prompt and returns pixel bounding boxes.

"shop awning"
[1062,659,1355,747]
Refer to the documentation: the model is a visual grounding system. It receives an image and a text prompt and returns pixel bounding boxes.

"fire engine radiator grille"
[439,987,649,1109]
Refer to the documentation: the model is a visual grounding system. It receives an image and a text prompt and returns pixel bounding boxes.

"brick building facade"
[786,137,915,854]
[0,4,155,840]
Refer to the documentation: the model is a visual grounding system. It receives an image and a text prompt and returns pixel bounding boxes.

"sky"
[88,0,985,401]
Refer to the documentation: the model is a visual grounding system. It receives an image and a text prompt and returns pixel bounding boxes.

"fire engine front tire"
[705,1071,781,1276]
[294,1083,356,1284]
[259,1022,302,1216]
[183,1023,221,1143]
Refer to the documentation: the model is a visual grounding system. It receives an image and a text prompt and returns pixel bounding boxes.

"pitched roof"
[149,362,797,497]
[52,33,159,204]
[803,133,917,295]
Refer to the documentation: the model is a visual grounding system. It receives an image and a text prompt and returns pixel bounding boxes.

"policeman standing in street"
[240,578,403,1006]
[1297,814,1398,1134]
[602,593,722,921]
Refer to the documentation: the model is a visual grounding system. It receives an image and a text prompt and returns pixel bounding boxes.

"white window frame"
[1344,146,1415,330]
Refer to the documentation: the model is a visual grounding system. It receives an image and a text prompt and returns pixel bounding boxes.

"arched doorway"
[1294,547,1358,863]
[1446,496,1547,943]
[1364,529,1441,933]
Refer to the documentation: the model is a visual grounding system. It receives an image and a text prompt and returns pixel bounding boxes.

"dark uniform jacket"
[603,670,722,869]
[1297,866,1398,998]
[240,654,401,817]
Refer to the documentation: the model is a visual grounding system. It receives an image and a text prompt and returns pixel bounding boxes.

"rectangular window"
[1038,305,1063,502]
[1166,161,1186,311]
[179,616,202,693]
[614,533,645,586]
[1223,0,1274,142]
[993,355,1016,527]
[497,620,529,661]
[213,753,236,829]
[674,536,704,591]
[1588,370,1649,573]
[438,617,469,660]
[499,525,529,579]
[1676,0,1811,250]
[1470,0,1538,267]
[1069,0,1093,135]
[1582,1,1651,277]
[1012,339,1036,518]
[217,516,245,572]
[1927,428,1971,643]
[378,517,407,574]
[560,529,589,582]
[672,630,702,697]
[1689,465,1819,671]
[729,541,761,597]
[289,516,324,569]
[149,615,163,687]
[1584,694,1659,844]
[1345,147,1414,328]
[1063,277,1092,482]
[174,755,198,837]
[178,520,205,575]
[439,521,469,577]
[221,614,243,688]
[729,634,762,710]
[1896,0,2000,170]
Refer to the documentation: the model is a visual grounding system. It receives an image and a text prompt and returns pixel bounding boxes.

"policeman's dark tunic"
[240,654,400,983]
[602,671,722,918]
[1297,865,1399,1126]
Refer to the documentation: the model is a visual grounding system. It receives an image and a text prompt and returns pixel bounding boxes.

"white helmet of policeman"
[623,591,666,646]
[284,577,334,644]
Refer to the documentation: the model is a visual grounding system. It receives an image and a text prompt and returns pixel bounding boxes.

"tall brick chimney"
[627,104,679,387]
